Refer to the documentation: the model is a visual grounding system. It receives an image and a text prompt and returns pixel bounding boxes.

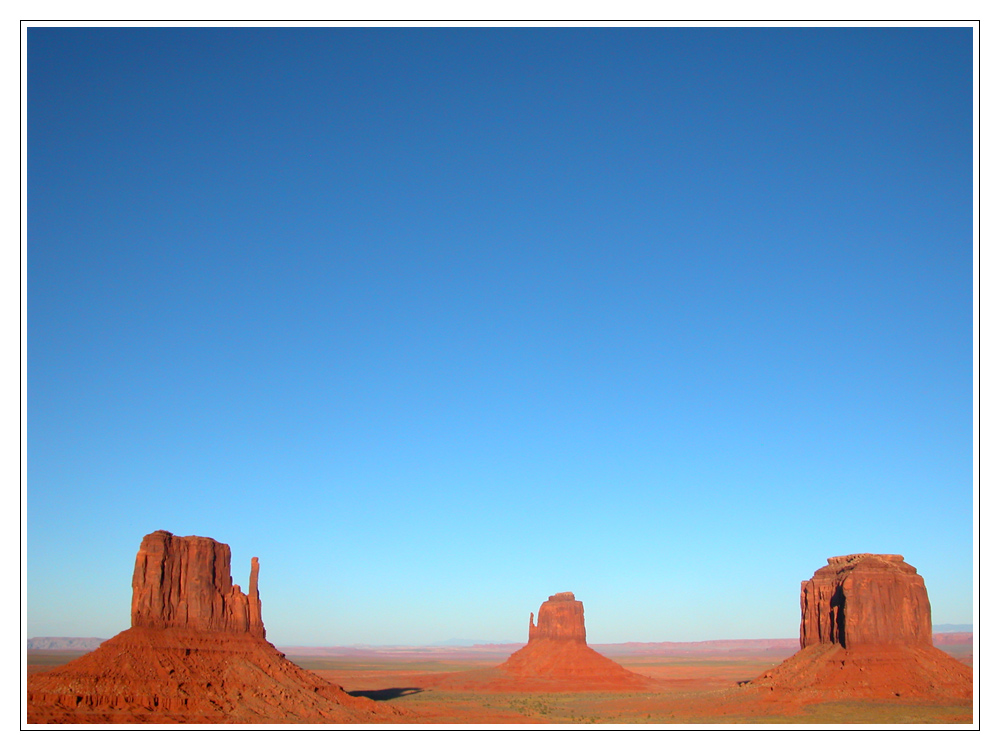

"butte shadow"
[27,530,404,723]
[746,554,972,702]
[419,592,656,692]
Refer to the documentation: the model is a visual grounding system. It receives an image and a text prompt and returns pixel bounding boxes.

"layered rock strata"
[26,628,393,723]
[28,531,400,723]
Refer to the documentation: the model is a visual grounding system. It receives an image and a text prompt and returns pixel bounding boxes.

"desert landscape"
[26,26,976,730]
[25,531,974,725]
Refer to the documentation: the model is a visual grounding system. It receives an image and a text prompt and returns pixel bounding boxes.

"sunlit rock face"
[528,592,587,644]
[799,553,932,649]
[748,553,971,702]
[28,530,400,723]
[131,530,265,638]
[495,592,652,691]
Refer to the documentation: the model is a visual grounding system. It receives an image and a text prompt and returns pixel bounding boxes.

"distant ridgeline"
[27,626,971,651]
[27,637,108,650]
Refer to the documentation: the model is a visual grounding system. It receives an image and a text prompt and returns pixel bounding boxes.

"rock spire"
[29,530,399,723]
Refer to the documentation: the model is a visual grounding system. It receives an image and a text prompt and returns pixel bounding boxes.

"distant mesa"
[528,591,587,643]
[933,624,973,633]
[26,637,107,651]
[417,591,655,692]
[495,592,654,691]
[749,554,972,700]
[27,530,401,723]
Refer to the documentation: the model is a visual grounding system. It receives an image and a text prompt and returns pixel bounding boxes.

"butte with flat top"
[27,530,402,723]
[424,592,655,692]
[748,553,972,701]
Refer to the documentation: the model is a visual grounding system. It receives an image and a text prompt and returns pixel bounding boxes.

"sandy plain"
[26,638,973,724]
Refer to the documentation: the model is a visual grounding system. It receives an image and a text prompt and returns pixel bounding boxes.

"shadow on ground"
[347,687,424,701]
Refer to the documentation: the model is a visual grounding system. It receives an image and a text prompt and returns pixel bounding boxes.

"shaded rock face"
[528,592,586,644]
[131,530,265,638]
[799,553,932,649]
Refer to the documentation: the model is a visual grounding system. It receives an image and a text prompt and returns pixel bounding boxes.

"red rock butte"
[495,592,653,691]
[131,530,266,637]
[529,592,587,643]
[800,553,932,649]
[751,554,971,701]
[27,531,400,723]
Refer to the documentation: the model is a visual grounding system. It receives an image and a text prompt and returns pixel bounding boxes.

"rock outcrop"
[799,554,932,649]
[494,593,653,691]
[419,592,653,692]
[528,592,586,643]
[27,531,402,723]
[26,627,397,723]
[750,554,971,701]
[131,531,265,637]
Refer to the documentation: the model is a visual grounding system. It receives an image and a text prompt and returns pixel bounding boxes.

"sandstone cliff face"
[131,530,265,638]
[528,592,587,644]
[799,553,932,649]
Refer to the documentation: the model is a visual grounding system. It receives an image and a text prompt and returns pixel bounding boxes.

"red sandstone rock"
[422,592,653,693]
[492,593,653,691]
[799,553,932,649]
[26,627,399,723]
[751,554,970,701]
[749,642,972,701]
[131,530,265,638]
[28,530,401,723]
[529,592,586,643]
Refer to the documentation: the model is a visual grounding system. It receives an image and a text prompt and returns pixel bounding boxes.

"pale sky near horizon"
[27,24,974,646]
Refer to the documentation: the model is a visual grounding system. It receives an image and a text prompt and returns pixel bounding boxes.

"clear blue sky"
[27,26,973,646]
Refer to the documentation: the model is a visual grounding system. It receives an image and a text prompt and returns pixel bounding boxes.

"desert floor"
[27,642,973,725]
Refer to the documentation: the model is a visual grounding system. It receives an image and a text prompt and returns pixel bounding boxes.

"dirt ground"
[26,643,974,725]
[290,644,973,724]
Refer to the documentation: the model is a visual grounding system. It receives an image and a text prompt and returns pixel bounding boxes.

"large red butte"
[528,592,587,643]
[131,530,266,637]
[27,531,399,723]
[751,553,971,700]
[495,592,653,691]
[799,553,932,649]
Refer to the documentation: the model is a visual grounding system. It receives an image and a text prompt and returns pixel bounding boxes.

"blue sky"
[27,26,973,646]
